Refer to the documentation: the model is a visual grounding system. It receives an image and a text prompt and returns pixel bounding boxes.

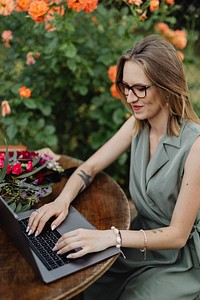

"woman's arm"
[27,116,134,235]
[54,136,200,259]
[56,115,134,206]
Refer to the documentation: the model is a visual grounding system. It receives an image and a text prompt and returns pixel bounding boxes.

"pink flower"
[1,100,11,117]
[0,159,4,168]
[26,52,36,65]
[6,164,11,174]
[127,0,143,6]
[26,161,33,172]
[1,30,13,48]
[12,163,22,175]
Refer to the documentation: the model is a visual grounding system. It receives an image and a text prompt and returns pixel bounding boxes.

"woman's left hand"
[52,229,115,259]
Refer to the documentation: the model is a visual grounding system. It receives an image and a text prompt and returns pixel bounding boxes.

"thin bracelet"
[111,226,126,259]
[140,229,147,260]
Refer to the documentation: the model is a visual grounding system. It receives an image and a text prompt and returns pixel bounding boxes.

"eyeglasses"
[117,82,153,99]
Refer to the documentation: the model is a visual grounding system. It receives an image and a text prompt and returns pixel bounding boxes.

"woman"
[27,35,200,299]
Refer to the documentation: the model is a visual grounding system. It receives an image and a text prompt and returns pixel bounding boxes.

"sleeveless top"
[128,120,200,269]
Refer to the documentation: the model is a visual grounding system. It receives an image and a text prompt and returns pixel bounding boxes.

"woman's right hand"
[26,198,69,237]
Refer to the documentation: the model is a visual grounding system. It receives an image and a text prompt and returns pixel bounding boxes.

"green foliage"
[0,1,199,193]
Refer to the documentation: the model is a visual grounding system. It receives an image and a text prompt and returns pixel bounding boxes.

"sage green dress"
[85,121,200,300]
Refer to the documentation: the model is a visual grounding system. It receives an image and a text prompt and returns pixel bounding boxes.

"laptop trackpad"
[58,206,95,235]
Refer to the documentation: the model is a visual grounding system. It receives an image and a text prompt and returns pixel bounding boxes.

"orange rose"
[140,13,147,20]
[125,113,131,119]
[110,84,121,99]
[1,100,11,117]
[16,0,31,11]
[66,0,86,12]
[149,0,159,12]
[28,0,49,20]
[108,65,117,83]
[155,22,169,35]
[0,0,15,16]
[171,30,187,49]
[165,0,174,4]
[84,0,98,13]
[19,86,32,98]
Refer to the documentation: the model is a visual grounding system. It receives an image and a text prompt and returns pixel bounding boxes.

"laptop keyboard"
[19,218,75,271]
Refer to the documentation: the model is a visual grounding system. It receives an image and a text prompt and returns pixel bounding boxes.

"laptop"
[0,196,119,283]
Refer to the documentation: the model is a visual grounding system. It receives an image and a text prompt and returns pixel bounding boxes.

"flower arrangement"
[0,149,64,213]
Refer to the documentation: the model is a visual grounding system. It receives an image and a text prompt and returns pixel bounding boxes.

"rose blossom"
[0,159,4,168]
[26,161,33,172]
[12,163,22,175]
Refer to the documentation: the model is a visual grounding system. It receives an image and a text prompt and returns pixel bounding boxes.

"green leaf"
[9,202,16,212]
[15,202,22,213]
[16,117,28,126]
[41,106,51,116]
[44,125,55,135]
[60,43,77,58]
[5,197,15,204]
[0,182,8,188]
[20,203,31,212]
[7,124,18,140]
[24,99,37,109]
[17,162,47,179]
[45,135,58,147]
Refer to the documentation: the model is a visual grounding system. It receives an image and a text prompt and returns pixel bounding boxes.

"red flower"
[6,164,11,174]
[26,161,33,172]
[12,163,22,175]
[0,153,5,160]
[17,150,38,160]
[0,159,4,168]
[33,172,45,184]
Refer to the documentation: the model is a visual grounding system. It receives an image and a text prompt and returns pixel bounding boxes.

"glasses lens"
[133,85,146,98]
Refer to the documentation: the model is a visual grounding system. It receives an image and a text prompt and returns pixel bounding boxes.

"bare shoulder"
[188,135,200,156]
[185,135,200,169]
[119,115,135,133]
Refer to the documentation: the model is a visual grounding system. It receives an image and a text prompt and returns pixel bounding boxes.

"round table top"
[0,155,130,300]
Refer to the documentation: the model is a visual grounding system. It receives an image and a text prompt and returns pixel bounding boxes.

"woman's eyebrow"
[122,81,149,86]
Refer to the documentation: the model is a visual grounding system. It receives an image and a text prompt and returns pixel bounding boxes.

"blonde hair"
[116,34,200,136]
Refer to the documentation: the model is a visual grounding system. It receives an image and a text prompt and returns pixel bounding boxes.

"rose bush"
[0,0,199,192]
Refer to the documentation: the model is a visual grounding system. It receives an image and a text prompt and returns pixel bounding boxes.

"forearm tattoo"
[77,170,92,194]
[152,229,163,234]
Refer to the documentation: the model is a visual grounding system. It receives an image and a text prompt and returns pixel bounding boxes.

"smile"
[132,105,143,111]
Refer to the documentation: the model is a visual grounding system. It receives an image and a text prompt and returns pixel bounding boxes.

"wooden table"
[0,155,130,300]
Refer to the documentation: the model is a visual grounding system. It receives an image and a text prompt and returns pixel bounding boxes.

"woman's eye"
[135,86,145,91]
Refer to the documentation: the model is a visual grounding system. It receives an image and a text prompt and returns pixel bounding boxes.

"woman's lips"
[132,105,143,111]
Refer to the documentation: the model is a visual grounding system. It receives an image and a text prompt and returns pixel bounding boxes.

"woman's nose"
[126,90,139,104]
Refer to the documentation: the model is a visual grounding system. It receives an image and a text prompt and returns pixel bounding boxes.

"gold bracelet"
[140,229,147,260]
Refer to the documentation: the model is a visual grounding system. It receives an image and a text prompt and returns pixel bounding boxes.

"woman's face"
[122,60,167,123]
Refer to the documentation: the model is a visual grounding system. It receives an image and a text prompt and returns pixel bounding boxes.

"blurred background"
[0,0,200,196]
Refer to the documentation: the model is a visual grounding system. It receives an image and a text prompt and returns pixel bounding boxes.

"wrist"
[54,195,71,209]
